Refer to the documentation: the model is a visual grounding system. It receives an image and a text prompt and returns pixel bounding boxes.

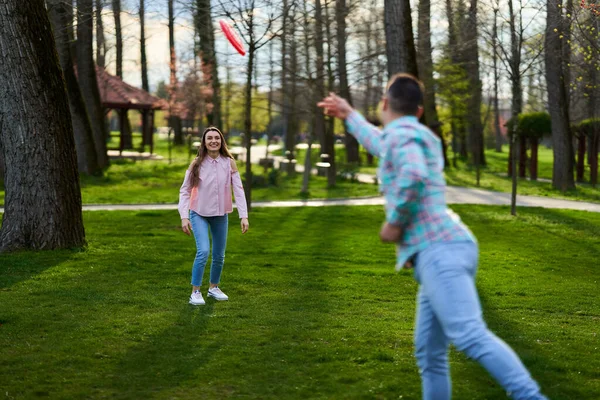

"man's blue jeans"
[413,241,547,400]
[189,211,228,287]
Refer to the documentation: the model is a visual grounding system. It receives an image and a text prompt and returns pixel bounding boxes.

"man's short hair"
[385,73,424,116]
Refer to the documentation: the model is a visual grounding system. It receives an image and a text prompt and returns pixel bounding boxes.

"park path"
[2,145,598,213]
[61,186,599,213]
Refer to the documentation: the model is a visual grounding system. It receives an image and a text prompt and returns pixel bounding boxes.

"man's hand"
[317,93,354,120]
[379,222,402,243]
[182,218,192,236]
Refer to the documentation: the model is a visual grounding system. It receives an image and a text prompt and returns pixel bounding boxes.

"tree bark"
[417,0,438,127]
[323,0,336,151]
[77,0,109,168]
[518,135,527,178]
[140,0,149,93]
[301,0,315,194]
[545,0,575,191]
[492,5,502,152]
[195,0,222,129]
[112,0,123,78]
[384,0,418,78]
[48,0,100,175]
[168,0,183,145]
[281,0,291,154]
[576,134,585,182]
[244,44,256,211]
[0,0,85,251]
[590,133,599,187]
[287,10,299,167]
[315,0,336,187]
[508,0,524,176]
[336,0,358,165]
[96,0,106,68]
[464,0,485,169]
[530,137,538,181]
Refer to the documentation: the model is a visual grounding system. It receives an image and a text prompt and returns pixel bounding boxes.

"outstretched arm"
[317,93,384,156]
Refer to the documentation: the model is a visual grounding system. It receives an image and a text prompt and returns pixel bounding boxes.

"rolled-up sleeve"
[231,171,248,219]
[346,110,384,156]
[178,170,192,219]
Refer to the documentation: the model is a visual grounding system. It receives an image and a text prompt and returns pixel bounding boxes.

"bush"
[517,112,551,139]
[577,118,600,137]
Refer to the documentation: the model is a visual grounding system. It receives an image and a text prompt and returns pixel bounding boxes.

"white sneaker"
[189,290,205,305]
[207,287,229,301]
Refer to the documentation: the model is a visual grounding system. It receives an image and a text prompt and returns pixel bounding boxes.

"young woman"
[178,127,249,305]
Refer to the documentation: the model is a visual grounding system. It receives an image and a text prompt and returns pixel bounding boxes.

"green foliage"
[222,83,270,133]
[517,112,552,139]
[578,118,600,137]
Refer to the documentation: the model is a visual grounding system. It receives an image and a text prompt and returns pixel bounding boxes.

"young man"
[317,74,547,400]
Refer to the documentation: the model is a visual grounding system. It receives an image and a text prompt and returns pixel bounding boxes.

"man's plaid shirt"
[346,111,475,269]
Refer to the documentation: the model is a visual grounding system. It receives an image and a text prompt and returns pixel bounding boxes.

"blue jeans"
[413,241,546,400]
[189,211,228,287]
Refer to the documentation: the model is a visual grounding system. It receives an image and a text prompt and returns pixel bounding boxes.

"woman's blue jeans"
[189,211,228,287]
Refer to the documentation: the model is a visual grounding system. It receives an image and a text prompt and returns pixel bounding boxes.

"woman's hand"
[241,218,249,234]
[182,218,192,236]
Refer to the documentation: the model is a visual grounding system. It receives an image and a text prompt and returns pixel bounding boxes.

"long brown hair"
[188,127,234,188]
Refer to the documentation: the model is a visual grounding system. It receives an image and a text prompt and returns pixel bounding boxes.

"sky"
[97,0,551,105]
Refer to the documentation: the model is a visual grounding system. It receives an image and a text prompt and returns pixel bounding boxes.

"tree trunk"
[590,134,599,187]
[140,0,149,93]
[0,0,85,251]
[492,5,502,152]
[244,42,255,211]
[545,0,575,191]
[287,12,299,166]
[324,0,336,152]
[77,0,109,168]
[315,0,336,187]
[508,136,514,176]
[168,0,183,145]
[508,0,523,179]
[518,135,527,178]
[336,0,358,165]
[112,0,123,78]
[384,0,418,78]
[301,0,315,194]
[195,0,222,129]
[281,0,291,154]
[96,0,106,68]
[464,0,485,169]
[576,135,586,182]
[48,0,100,175]
[530,137,538,181]
[417,0,438,126]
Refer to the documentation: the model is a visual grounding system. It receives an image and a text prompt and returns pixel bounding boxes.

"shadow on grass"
[103,301,219,397]
[0,249,77,290]
[478,290,597,399]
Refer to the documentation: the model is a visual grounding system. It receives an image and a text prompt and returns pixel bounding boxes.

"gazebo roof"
[96,66,164,111]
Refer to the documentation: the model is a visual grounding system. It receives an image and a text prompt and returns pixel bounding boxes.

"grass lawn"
[0,138,379,206]
[284,144,600,204]
[1,205,599,399]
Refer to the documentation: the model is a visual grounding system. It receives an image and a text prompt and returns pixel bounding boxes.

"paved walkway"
[67,186,600,213]
[3,145,598,214]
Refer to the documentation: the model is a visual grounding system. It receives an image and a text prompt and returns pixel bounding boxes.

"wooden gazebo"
[96,66,165,154]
